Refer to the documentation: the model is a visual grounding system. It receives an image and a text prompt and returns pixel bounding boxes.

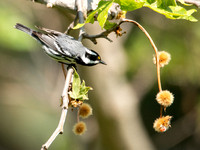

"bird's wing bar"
[35,26,63,36]
[54,41,74,58]
[31,31,58,51]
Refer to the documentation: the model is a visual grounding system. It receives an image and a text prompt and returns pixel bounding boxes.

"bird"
[14,23,106,66]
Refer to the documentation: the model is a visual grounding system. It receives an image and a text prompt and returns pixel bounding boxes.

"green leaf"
[74,0,198,30]
[114,0,145,11]
[85,9,99,24]
[104,20,117,30]
[80,80,93,96]
[146,0,156,3]
[73,7,98,29]
[82,95,89,100]
[97,1,113,29]
[68,92,76,100]
[144,0,198,22]
[71,69,81,99]
[69,69,93,101]
[156,0,176,8]
[74,1,113,29]
[169,6,197,21]
[73,23,85,29]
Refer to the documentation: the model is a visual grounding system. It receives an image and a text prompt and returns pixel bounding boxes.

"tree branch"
[81,21,126,44]
[41,66,74,150]
[82,25,115,44]
[33,0,122,19]
[76,0,86,41]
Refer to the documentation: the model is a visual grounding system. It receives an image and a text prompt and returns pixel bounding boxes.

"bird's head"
[81,49,106,66]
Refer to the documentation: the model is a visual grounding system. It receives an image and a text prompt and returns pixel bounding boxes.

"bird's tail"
[14,23,33,35]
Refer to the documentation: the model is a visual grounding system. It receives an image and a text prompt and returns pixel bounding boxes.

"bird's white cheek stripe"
[81,55,99,65]
[85,48,96,55]
[81,55,91,64]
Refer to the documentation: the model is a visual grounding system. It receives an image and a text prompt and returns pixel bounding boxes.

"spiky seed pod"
[153,116,172,132]
[153,51,171,67]
[73,121,87,135]
[79,103,93,119]
[156,90,174,107]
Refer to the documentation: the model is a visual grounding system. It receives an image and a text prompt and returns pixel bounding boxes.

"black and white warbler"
[14,23,106,66]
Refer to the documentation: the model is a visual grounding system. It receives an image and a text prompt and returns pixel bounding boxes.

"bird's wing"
[32,31,58,50]
[54,35,86,58]
[34,26,78,56]
[35,26,63,36]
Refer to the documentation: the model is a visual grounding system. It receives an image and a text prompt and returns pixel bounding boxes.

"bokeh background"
[0,0,200,150]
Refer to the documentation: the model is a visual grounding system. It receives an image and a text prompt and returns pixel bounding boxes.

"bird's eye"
[97,56,101,60]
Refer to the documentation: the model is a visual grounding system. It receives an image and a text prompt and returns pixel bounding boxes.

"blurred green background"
[0,0,200,150]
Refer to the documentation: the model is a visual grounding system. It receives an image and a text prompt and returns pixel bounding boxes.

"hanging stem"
[121,19,162,92]
[77,107,80,123]
[160,106,163,118]
[121,19,163,116]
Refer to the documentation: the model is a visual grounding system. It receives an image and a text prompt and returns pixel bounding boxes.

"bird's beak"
[100,60,107,65]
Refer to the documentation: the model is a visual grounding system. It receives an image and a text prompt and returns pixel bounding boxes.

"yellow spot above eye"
[98,56,101,60]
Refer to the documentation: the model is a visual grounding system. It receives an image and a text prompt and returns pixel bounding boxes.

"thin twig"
[61,63,67,78]
[82,31,113,44]
[64,14,78,34]
[41,67,74,150]
[82,23,119,44]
